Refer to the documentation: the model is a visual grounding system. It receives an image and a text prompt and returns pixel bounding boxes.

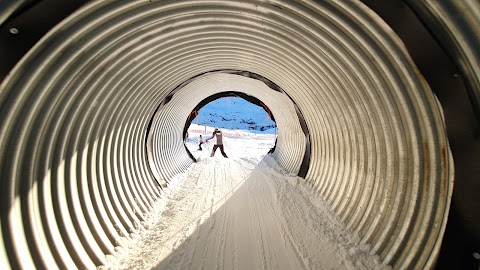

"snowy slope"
[102,133,389,270]
[191,97,277,133]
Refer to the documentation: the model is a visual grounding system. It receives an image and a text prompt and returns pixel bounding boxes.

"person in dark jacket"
[198,135,204,150]
[206,128,228,158]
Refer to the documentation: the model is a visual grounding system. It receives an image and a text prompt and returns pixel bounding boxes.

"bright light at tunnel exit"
[189,97,277,133]
[185,97,278,159]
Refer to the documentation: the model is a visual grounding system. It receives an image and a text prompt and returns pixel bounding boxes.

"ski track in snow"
[102,135,390,270]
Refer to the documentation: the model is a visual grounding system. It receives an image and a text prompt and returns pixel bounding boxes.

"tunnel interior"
[1,0,479,269]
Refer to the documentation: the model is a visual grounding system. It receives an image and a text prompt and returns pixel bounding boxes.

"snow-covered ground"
[102,127,389,270]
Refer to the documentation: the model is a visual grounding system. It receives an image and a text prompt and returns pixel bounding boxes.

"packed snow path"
[106,136,387,270]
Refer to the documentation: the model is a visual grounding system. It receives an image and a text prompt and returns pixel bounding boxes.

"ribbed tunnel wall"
[149,73,306,183]
[0,1,459,269]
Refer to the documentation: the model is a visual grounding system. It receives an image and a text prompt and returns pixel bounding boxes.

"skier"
[206,128,228,158]
[198,135,204,150]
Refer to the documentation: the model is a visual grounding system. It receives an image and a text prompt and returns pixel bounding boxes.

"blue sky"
[190,97,277,133]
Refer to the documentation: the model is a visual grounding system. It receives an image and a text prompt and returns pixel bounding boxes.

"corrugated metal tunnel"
[2,0,479,269]
[147,72,307,184]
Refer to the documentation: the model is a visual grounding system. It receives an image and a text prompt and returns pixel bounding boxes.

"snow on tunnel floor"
[102,133,389,270]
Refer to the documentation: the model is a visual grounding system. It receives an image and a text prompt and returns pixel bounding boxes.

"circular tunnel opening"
[183,95,278,160]
[145,71,311,187]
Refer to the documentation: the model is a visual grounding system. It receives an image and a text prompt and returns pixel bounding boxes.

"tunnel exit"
[184,96,277,160]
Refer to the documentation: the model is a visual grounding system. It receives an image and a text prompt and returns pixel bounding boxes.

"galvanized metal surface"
[401,1,480,268]
[0,0,34,26]
[405,0,480,123]
[0,0,458,269]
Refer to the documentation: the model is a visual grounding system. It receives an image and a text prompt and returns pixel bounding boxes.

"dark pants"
[198,142,203,150]
[211,144,228,158]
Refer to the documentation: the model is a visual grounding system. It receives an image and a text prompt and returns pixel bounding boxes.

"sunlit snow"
[102,121,389,270]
